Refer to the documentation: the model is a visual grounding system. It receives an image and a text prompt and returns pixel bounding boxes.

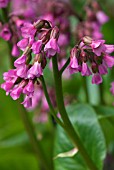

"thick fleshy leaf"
[54,104,106,170]
[95,106,114,146]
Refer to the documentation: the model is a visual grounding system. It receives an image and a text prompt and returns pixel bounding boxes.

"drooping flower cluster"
[76,0,109,40]
[0,16,24,57]
[1,19,60,108]
[69,36,114,84]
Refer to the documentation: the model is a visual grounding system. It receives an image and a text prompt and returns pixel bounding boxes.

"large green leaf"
[95,106,114,147]
[54,104,106,170]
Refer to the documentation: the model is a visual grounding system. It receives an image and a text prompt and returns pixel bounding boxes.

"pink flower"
[11,44,20,57]
[69,48,79,74]
[58,33,69,47]
[30,85,43,110]
[32,40,42,54]
[23,80,34,97]
[17,38,29,51]
[21,23,37,38]
[0,25,11,41]
[92,73,102,84]
[70,56,78,69]
[110,82,114,95]
[14,55,26,67]
[98,63,108,75]
[27,61,43,79]
[1,81,13,94]
[21,96,32,108]
[44,38,60,58]
[0,0,9,8]
[91,40,106,56]
[96,11,109,25]
[3,69,17,83]
[104,55,114,68]
[16,65,28,78]
[105,45,114,53]
[10,85,23,100]
[42,95,49,111]
[81,62,92,76]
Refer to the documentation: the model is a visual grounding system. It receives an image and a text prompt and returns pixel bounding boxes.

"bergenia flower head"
[1,19,60,108]
[69,36,114,84]
[75,0,109,40]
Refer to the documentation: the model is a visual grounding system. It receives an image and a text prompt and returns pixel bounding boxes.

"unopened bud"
[50,26,59,39]
[34,20,45,29]
[40,29,51,44]
[70,47,77,58]
[83,36,92,45]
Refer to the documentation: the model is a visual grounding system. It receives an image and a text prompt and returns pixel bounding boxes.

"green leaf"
[54,104,106,170]
[95,106,114,147]
[0,153,39,170]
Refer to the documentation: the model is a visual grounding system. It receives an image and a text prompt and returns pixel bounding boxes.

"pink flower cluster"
[69,36,114,84]
[1,19,60,108]
[76,0,109,40]
[0,16,24,57]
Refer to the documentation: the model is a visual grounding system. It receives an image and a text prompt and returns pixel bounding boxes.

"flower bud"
[50,26,59,39]
[83,36,92,45]
[34,20,45,29]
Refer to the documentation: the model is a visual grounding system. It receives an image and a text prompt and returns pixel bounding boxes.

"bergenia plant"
[0,0,114,170]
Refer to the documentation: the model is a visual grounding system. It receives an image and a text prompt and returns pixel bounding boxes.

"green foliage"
[54,104,106,170]
[95,106,114,147]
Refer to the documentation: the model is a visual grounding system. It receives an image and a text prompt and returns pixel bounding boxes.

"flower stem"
[60,58,70,75]
[18,100,53,170]
[52,55,98,170]
[39,76,64,128]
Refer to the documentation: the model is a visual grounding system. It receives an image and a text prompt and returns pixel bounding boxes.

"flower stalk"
[39,76,64,128]
[52,55,98,170]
